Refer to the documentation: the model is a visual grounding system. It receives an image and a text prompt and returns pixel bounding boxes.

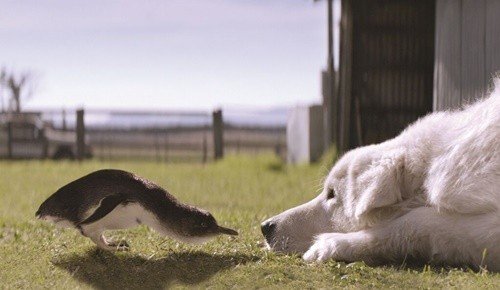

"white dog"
[262,82,500,271]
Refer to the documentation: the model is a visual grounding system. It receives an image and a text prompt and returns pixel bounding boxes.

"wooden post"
[338,0,353,155]
[322,70,332,149]
[7,122,12,159]
[236,135,241,154]
[212,109,224,160]
[107,135,111,160]
[41,128,49,159]
[62,109,67,131]
[154,131,160,162]
[202,132,207,163]
[76,109,85,160]
[164,133,169,163]
[274,138,281,157]
[321,0,338,151]
[99,136,104,161]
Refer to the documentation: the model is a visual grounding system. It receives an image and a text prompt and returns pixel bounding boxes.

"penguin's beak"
[217,226,238,236]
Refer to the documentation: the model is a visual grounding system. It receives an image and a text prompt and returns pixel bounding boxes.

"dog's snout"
[261,221,276,238]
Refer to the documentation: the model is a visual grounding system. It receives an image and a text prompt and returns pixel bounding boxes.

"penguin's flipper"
[79,194,128,226]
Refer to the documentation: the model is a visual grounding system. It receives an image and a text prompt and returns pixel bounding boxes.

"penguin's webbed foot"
[106,239,130,251]
[84,231,130,251]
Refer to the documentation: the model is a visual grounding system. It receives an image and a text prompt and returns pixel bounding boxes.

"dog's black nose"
[261,221,276,238]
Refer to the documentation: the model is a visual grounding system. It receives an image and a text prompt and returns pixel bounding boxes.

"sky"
[0,0,340,111]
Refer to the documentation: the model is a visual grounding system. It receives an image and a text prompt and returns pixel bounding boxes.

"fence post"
[7,122,12,159]
[164,133,169,163]
[154,131,160,162]
[62,109,67,131]
[99,136,104,161]
[76,109,85,160]
[212,109,224,160]
[41,128,49,159]
[202,132,207,163]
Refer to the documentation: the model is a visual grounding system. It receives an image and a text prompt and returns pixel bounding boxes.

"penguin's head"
[35,195,62,219]
[180,207,238,241]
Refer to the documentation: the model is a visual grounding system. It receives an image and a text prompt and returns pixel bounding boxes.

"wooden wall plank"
[350,0,434,146]
[485,0,500,86]
[434,0,462,110]
[435,0,500,110]
[461,0,486,103]
[338,0,353,154]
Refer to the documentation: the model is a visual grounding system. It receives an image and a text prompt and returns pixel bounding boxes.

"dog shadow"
[52,249,259,289]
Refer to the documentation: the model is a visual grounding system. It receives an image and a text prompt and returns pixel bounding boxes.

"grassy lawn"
[1,154,498,289]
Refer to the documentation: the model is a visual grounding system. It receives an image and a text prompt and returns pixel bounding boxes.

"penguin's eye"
[200,222,207,228]
[326,188,335,200]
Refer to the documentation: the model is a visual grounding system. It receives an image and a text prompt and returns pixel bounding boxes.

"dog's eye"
[326,188,335,199]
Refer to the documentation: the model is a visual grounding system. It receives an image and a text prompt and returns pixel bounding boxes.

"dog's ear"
[354,151,404,219]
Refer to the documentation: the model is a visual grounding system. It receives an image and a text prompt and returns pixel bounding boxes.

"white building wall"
[287,105,324,164]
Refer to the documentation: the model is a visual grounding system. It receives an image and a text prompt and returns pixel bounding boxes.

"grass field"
[1,154,499,289]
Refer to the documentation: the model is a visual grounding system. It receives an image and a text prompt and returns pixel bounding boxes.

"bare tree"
[1,68,35,113]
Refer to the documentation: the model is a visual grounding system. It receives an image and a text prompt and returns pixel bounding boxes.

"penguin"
[36,169,238,251]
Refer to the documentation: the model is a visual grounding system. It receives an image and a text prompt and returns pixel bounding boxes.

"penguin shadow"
[52,249,259,289]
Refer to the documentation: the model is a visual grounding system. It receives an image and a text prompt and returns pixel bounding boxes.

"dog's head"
[261,144,406,253]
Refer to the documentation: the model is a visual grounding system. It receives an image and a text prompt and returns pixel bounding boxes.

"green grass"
[0,154,498,289]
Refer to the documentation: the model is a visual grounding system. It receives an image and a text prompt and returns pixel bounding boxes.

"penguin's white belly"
[86,203,159,230]
[42,216,75,228]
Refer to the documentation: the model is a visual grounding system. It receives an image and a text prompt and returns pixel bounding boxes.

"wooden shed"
[434,0,500,110]
[335,0,500,153]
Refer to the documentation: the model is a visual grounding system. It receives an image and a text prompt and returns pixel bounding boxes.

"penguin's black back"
[36,169,181,225]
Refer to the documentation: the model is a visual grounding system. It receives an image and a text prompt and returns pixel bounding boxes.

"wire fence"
[0,108,287,162]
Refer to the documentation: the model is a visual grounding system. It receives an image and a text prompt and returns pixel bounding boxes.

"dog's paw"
[303,233,350,263]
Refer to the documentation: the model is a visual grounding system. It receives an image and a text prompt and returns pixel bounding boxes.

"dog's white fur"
[264,81,500,271]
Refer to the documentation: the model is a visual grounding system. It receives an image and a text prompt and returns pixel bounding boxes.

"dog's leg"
[303,207,492,268]
[303,231,378,263]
